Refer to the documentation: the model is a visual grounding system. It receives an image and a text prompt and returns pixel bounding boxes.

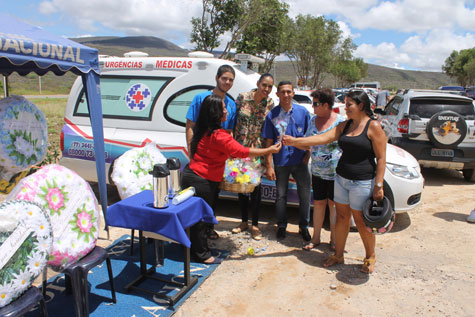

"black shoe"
[299,228,311,241]
[276,227,286,239]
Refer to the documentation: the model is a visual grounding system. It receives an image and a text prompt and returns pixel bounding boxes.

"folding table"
[107,190,217,305]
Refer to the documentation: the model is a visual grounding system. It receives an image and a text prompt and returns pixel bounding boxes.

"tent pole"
[3,75,9,98]
[81,73,109,238]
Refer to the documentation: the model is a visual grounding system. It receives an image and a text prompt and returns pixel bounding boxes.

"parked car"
[375,89,475,181]
[293,90,346,116]
[60,53,423,211]
[349,81,380,90]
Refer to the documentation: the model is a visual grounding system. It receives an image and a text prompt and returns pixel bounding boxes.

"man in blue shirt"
[375,87,390,109]
[185,64,237,154]
[262,81,311,241]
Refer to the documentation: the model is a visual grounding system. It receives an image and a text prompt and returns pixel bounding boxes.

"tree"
[190,0,243,53]
[285,15,349,88]
[464,59,475,86]
[234,0,290,72]
[190,0,291,65]
[330,37,367,87]
[442,47,475,86]
[332,58,367,87]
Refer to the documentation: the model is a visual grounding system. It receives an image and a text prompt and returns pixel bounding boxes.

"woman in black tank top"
[283,90,387,274]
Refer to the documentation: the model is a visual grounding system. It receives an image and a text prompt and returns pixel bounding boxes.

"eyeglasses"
[312,102,322,107]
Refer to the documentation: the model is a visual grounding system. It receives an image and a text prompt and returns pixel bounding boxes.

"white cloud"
[38,0,203,42]
[285,0,475,33]
[34,0,475,71]
[355,29,475,71]
[284,0,377,19]
[38,1,57,14]
[337,21,359,40]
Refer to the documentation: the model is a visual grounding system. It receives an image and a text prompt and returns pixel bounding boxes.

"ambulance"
[60,52,424,211]
[60,52,285,202]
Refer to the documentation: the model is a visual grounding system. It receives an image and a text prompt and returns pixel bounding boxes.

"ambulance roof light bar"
[124,51,149,57]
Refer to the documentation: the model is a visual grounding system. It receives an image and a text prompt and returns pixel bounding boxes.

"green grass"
[29,97,67,167]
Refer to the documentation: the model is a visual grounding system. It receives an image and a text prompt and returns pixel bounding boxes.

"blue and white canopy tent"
[0,13,109,232]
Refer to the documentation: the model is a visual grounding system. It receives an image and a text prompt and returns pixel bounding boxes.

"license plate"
[431,148,454,157]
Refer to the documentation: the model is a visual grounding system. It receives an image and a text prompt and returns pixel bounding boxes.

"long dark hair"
[347,90,375,118]
[190,94,224,158]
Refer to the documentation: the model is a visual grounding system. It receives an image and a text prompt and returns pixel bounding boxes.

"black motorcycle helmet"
[362,196,395,234]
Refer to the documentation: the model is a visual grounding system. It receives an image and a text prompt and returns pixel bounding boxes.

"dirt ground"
[170,167,475,316]
[5,166,474,316]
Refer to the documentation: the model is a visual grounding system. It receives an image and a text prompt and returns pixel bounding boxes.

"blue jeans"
[275,163,311,230]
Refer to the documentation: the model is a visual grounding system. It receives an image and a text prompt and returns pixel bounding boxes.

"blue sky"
[3,0,475,71]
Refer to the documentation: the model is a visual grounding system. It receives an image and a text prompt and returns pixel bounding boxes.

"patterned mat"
[25,234,226,316]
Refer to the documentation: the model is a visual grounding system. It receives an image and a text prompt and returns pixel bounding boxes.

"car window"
[293,94,312,104]
[164,86,214,126]
[74,76,172,120]
[385,96,402,115]
[409,98,475,118]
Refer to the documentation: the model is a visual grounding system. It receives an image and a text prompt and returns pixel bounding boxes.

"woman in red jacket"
[182,94,281,264]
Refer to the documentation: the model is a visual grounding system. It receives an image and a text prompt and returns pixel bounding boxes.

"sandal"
[232,222,249,234]
[322,254,344,267]
[203,256,222,264]
[251,226,262,241]
[360,257,376,274]
[302,241,320,251]
[208,230,219,240]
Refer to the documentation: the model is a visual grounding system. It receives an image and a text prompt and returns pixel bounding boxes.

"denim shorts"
[333,174,373,211]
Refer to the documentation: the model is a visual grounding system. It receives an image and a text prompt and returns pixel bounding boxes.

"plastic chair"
[0,286,47,317]
[43,246,116,317]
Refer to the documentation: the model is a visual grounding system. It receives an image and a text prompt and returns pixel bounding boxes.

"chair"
[0,286,47,317]
[43,246,116,317]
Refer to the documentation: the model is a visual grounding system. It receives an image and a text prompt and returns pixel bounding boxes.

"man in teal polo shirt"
[262,81,311,241]
[185,64,237,154]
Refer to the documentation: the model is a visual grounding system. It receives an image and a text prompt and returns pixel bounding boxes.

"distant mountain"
[4,36,455,94]
[70,36,189,57]
[272,61,454,91]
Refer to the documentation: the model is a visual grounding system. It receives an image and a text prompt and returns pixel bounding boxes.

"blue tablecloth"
[107,190,217,248]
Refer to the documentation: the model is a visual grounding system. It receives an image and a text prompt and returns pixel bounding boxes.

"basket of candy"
[220,157,264,193]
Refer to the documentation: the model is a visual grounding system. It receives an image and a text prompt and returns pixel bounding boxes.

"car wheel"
[463,168,475,182]
[426,110,467,148]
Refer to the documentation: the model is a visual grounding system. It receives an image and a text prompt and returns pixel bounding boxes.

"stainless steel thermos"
[149,163,170,208]
[166,157,181,197]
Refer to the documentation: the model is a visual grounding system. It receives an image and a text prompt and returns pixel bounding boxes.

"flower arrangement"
[271,109,293,141]
[223,157,264,185]
[221,157,264,193]
[0,200,52,308]
[7,164,100,272]
[0,95,48,182]
[111,142,167,199]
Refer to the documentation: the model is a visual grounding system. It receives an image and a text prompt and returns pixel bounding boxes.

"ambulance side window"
[74,76,172,120]
[164,86,213,126]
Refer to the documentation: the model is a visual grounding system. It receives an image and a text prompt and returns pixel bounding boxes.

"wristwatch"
[375,182,383,188]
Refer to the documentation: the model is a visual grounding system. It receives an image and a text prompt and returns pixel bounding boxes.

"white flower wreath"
[0,200,52,308]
